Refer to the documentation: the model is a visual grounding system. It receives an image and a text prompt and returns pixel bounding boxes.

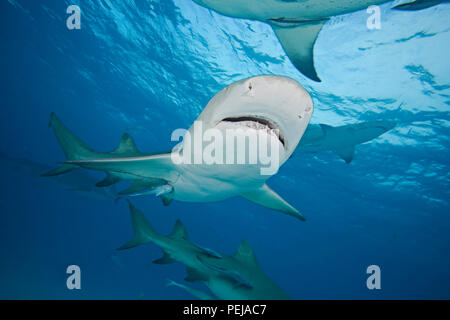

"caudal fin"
[43,113,96,176]
[271,20,325,82]
[117,200,157,250]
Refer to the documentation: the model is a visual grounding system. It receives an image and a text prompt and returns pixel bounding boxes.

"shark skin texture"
[192,0,449,81]
[119,200,291,300]
[46,75,313,221]
[297,120,397,163]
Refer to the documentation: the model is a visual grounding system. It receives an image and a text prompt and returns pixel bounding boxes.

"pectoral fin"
[332,146,355,164]
[241,184,305,221]
[161,195,173,206]
[271,20,325,82]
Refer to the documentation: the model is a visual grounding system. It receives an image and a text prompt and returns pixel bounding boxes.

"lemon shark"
[192,0,449,81]
[298,120,396,163]
[45,76,313,221]
[119,200,290,300]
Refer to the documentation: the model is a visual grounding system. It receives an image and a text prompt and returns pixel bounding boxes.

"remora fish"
[120,200,291,300]
[47,76,313,220]
[192,0,449,81]
[166,279,216,300]
[298,120,396,163]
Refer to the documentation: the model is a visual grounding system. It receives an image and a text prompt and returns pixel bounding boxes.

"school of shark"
[7,0,445,299]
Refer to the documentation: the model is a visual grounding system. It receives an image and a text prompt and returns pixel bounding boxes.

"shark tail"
[117,200,158,250]
[270,20,326,82]
[43,113,97,176]
[44,113,174,193]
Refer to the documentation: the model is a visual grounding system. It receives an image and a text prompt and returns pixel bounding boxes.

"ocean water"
[1,0,449,299]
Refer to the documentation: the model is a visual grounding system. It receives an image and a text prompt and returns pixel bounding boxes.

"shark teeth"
[221,116,285,147]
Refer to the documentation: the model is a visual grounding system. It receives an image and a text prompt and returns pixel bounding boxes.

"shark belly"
[197,0,389,22]
[172,163,267,202]
[266,0,388,21]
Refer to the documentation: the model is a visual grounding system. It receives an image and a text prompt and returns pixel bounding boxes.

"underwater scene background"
[1,0,449,299]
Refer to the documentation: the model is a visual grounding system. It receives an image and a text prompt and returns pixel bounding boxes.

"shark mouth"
[221,116,286,148]
[267,17,329,27]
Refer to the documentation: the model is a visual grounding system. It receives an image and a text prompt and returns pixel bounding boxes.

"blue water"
[1,0,449,299]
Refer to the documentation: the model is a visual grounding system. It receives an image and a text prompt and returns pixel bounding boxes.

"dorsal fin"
[113,133,139,154]
[170,220,188,240]
[233,240,258,265]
